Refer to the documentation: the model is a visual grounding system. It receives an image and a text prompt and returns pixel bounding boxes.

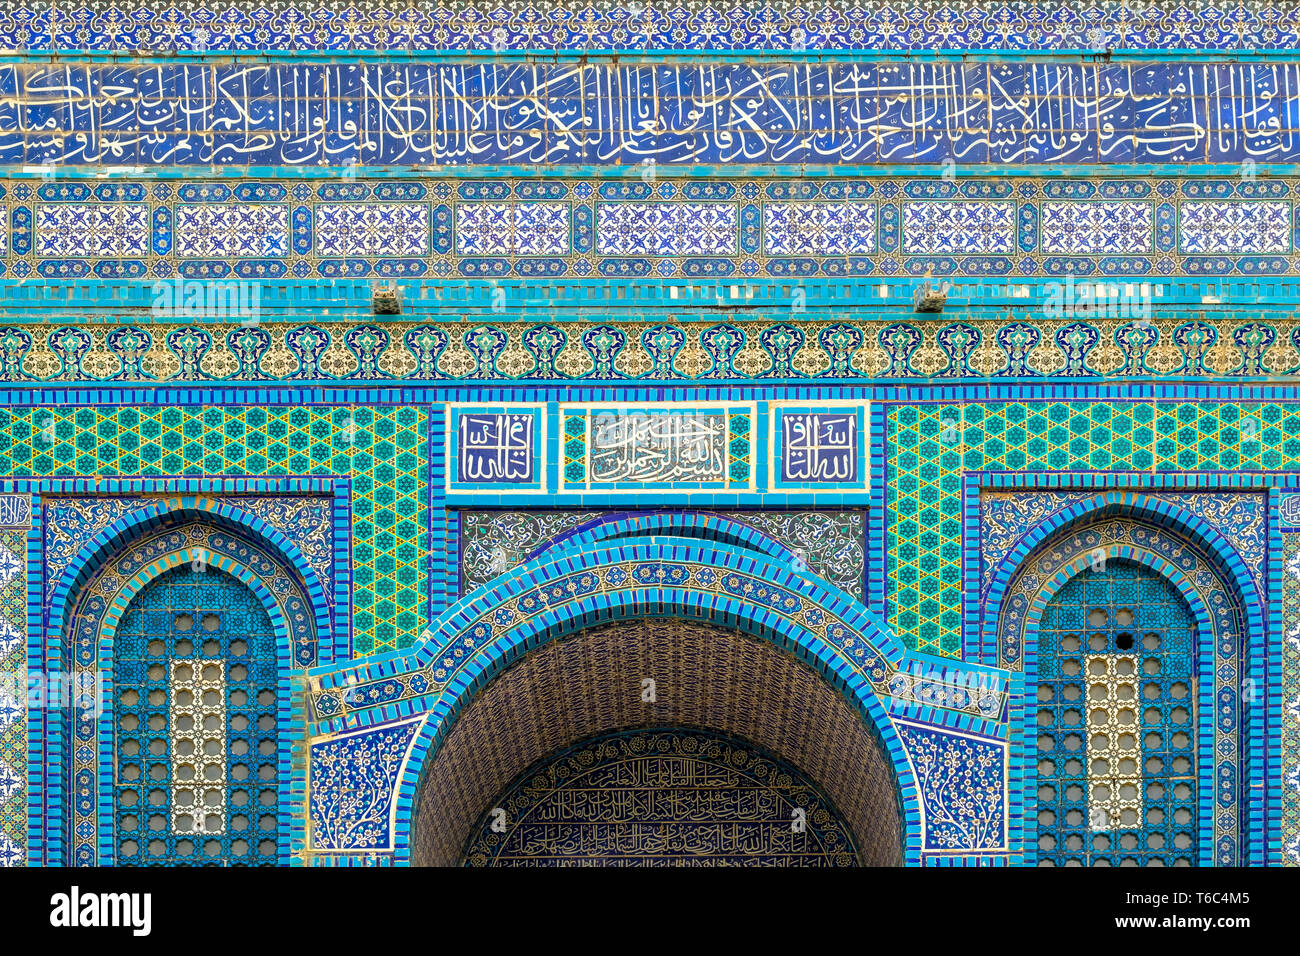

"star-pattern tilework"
[888,402,1300,655]
[0,406,427,655]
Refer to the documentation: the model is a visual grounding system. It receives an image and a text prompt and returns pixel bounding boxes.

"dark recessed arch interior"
[409,619,904,867]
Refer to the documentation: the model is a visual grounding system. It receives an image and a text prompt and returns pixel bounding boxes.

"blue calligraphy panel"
[8,62,1300,167]
[1280,492,1300,531]
[447,406,544,493]
[561,404,755,492]
[0,495,31,528]
[772,404,868,492]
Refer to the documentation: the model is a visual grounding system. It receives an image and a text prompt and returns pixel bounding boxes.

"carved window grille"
[1036,560,1197,866]
[114,564,279,865]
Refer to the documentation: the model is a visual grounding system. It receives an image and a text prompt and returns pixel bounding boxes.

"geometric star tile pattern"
[0,405,426,655]
[888,401,1300,656]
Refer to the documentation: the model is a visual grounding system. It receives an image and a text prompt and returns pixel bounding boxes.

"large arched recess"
[308,535,1012,866]
[41,499,329,867]
[984,492,1268,867]
[412,618,904,866]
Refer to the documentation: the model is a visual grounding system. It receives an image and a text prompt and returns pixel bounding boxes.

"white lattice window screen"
[170,658,227,835]
[1086,653,1142,832]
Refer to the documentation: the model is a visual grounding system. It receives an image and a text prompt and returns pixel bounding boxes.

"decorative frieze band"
[7,176,1300,281]
[6,1,1297,54]
[4,316,1300,384]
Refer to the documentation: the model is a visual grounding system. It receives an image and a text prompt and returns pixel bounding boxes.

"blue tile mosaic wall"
[3,0,1296,870]
[0,406,426,656]
[2,384,1292,868]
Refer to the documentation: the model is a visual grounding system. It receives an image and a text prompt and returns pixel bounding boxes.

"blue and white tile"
[318,203,430,257]
[764,202,877,255]
[1180,200,1291,254]
[36,203,149,257]
[902,201,1016,255]
[175,203,290,258]
[1040,201,1153,254]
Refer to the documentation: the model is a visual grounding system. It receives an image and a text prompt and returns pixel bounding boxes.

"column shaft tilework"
[0,529,24,865]
[1283,532,1300,865]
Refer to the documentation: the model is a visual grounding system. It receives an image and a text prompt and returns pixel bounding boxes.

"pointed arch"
[987,495,1265,866]
[45,512,321,866]
[305,535,1014,866]
[46,496,331,658]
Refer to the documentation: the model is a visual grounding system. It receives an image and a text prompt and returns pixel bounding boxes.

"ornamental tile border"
[979,490,1269,602]
[306,536,1013,863]
[8,176,1300,281]
[996,519,1257,865]
[0,406,425,657]
[0,527,24,867]
[8,317,1300,385]
[459,508,867,600]
[1282,531,1300,864]
[5,1,1300,54]
[308,552,1009,732]
[958,475,1282,865]
[887,402,1300,656]
[57,520,316,866]
[40,493,336,612]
